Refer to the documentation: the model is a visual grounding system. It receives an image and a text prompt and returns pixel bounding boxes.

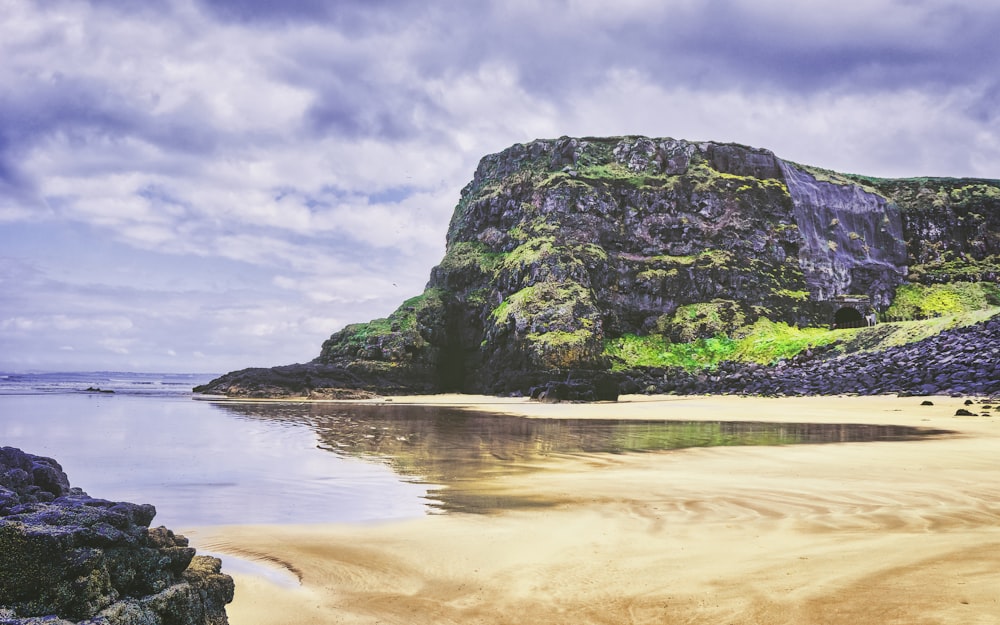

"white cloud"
[99,338,133,355]
[1,314,134,334]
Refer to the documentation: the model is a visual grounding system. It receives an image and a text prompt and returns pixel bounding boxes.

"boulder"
[0,447,234,625]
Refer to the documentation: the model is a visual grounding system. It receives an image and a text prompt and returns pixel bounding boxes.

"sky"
[1,0,999,374]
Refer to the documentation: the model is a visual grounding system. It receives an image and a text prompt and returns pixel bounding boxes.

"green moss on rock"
[437,241,506,275]
[885,282,1000,320]
[656,299,748,343]
[319,288,447,363]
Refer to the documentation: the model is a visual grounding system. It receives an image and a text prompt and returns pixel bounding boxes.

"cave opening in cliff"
[437,315,470,392]
[834,306,865,329]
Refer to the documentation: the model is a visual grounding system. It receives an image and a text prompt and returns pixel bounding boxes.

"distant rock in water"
[195,136,1000,399]
[0,446,234,625]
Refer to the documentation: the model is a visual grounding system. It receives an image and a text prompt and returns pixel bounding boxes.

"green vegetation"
[849,177,1000,214]
[840,308,999,352]
[884,282,1000,320]
[636,268,679,283]
[464,287,491,307]
[774,288,811,302]
[728,319,843,363]
[326,288,447,360]
[490,279,602,369]
[657,299,746,342]
[438,241,506,274]
[603,333,734,370]
[574,162,652,188]
[605,306,1000,373]
[491,281,591,328]
[793,163,881,195]
[605,318,841,371]
[909,254,1000,281]
[500,236,557,273]
[525,329,597,368]
[644,253,697,266]
[687,160,788,195]
[634,250,734,275]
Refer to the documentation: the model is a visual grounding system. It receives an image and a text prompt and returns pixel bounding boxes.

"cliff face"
[779,161,906,305]
[860,177,1000,283]
[197,136,1000,397]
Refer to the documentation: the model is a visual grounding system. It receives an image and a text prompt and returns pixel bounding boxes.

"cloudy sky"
[1,0,998,374]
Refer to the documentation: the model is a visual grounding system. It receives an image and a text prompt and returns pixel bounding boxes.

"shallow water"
[213,401,951,513]
[0,374,950,525]
[0,392,430,528]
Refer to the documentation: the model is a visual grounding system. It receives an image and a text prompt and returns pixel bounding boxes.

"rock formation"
[620,315,1000,398]
[0,446,234,625]
[195,136,1000,398]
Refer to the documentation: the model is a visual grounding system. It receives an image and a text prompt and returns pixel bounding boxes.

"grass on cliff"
[604,319,840,371]
[605,307,1000,372]
[885,281,1000,319]
[331,289,446,350]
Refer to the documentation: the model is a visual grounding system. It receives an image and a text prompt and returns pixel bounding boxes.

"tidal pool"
[211,401,952,514]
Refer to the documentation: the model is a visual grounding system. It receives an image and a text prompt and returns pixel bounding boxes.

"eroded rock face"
[779,161,907,307]
[196,136,1000,398]
[0,447,234,625]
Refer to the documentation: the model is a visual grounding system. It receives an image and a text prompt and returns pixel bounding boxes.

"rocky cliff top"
[0,446,234,625]
[196,136,1000,399]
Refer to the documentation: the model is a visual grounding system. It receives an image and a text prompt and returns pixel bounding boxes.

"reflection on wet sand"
[210,402,951,513]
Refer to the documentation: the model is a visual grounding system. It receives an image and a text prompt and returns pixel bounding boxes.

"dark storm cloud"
[197,0,408,29]
[458,1,1000,98]
[2,77,136,144]
[0,134,27,193]
[292,57,445,140]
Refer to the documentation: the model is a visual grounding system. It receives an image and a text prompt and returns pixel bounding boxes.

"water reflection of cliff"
[210,402,950,513]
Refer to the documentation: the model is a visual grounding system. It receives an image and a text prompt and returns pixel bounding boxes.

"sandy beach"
[189,394,1000,625]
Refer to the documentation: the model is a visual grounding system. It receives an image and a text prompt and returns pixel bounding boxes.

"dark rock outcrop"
[0,447,234,625]
[196,136,1000,398]
[193,363,380,399]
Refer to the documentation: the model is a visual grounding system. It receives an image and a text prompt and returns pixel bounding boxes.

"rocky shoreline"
[619,315,1000,399]
[0,447,233,625]
[197,314,1000,402]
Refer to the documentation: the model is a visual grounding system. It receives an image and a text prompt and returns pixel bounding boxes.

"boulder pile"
[622,316,1000,398]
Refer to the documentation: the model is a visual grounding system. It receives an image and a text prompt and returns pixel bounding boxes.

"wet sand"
[189,395,1000,625]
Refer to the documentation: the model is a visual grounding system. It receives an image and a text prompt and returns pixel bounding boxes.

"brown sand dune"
[189,395,1000,625]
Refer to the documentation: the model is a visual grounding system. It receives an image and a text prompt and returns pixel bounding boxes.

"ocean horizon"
[0,370,219,396]
[0,371,431,529]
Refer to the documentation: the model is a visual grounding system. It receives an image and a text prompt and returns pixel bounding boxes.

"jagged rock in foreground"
[196,136,1000,399]
[0,447,234,625]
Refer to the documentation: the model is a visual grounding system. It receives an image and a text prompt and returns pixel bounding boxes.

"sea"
[0,371,431,529]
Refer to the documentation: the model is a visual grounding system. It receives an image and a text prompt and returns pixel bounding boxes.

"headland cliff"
[196,136,1000,399]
